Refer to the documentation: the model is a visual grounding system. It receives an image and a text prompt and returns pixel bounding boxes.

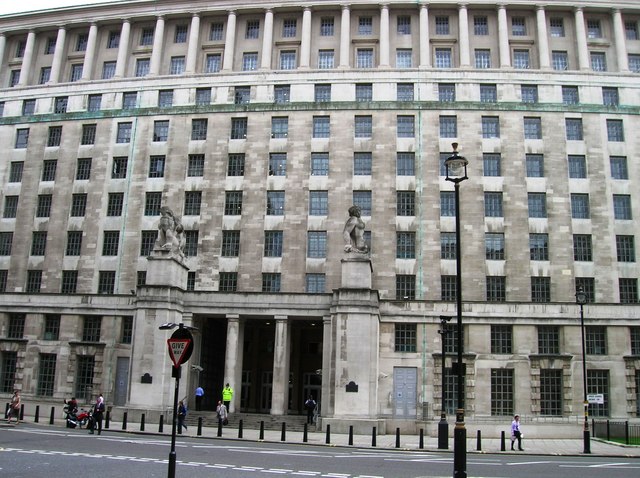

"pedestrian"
[511,414,524,451]
[216,400,228,427]
[6,390,21,424]
[89,393,105,435]
[177,400,188,434]
[304,395,316,424]
[222,383,234,410]
[195,385,204,411]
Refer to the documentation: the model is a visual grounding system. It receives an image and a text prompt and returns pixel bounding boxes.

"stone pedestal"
[145,249,189,288]
[340,253,372,289]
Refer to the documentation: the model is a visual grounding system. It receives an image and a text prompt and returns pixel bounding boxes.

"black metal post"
[438,315,451,450]
[158,414,164,433]
[168,365,181,478]
[578,296,591,453]
[140,413,145,431]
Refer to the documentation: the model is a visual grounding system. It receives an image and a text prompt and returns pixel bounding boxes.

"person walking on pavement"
[89,393,105,435]
[177,400,188,434]
[304,395,316,424]
[511,414,524,451]
[216,400,228,427]
[6,390,21,424]
[195,386,204,411]
[222,383,233,410]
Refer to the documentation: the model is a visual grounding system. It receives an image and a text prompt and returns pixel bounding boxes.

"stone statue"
[343,205,369,254]
[155,206,185,257]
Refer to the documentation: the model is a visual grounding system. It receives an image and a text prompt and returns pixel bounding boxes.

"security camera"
[191,365,204,372]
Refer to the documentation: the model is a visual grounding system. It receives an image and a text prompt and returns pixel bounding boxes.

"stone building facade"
[0,0,639,432]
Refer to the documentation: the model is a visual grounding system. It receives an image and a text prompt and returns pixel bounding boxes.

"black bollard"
[197,416,203,436]
[19,404,24,421]
[259,420,265,440]
[217,419,222,437]
[238,419,243,439]
[395,427,400,448]
[500,430,506,451]
[281,422,286,441]
[476,430,482,451]
[372,426,377,447]
[303,423,308,443]
[140,413,145,431]
[348,425,353,446]
[35,405,40,423]
[419,428,424,449]
[49,406,55,425]
[4,403,8,418]
[122,411,128,430]
[159,414,164,433]
[325,424,331,444]
[105,410,111,429]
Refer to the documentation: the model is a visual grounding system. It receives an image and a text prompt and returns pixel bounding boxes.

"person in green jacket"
[222,383,233,410]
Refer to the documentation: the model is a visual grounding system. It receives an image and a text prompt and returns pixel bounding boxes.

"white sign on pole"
[587,393,604,404]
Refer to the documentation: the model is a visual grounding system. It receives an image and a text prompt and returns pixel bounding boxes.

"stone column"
[458,4,470,67]
[114,19,131,78]
[497,4,510,68]
[379,4,390,67]
[299,7,312,68]
[186,13,201,74]
[612,9,629,72]
[149,15,165,76]
[18,30,36,86]
[339,5,351,68]
[81,23,98,80]
[536,6,550,69]
[222,10,237,71]
[321,315,334,417]
[261,9,274,69]
[574,7,589,71]
[0,34,6,73]
[419,4,430,68]
[271,316,290,415]
[223,315,243,413]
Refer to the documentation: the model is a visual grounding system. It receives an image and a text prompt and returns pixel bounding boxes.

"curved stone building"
[0,0,639,432]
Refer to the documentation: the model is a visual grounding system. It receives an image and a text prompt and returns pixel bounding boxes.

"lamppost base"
[453,412,467,478]
[583,429,591,454]
[438,415,449,450]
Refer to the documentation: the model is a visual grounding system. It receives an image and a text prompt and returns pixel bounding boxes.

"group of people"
[176,383,234,433]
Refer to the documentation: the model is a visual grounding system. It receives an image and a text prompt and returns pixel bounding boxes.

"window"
[15,128,29,148]
[107,193,124,216]
[435,48,452,68]
[210,22,224,41]
[112,157,128,179]
[70,64,83,82]
[607,119,624,142]
[174,24,188,43]
[31,231,47,256]
[42,160,57,181]
[356,48,374,68]
[98,271,115,294]
[282,19,297,38]
[397,191,415,216]
[122,92,138,109]
[67,201,87,228]
[395,324,417,352]
[135,58,150,77]
[625,21,639,40]
[440,191,455,216]
[144,192,162,216]
[602,87,619,106]
[358,16,373,35]
[629,54,640,72]
[3,197,18,219]
[306,274,325,293]
[529,233,548,262]
[102,231,120,256]
[205,53,221,73]
[264,231,283,257]
[396,275,416,300]
[158,90,173,107]
[184,230,199,257]
[354,152,372,175]
[307,231,327,258]
[439,116,457,138]
[475,49,491,69]
[274,85,290,104]
[140,231,156,256]
[75,355,95,398]
[590,52,607,71]
[266,191,285,215]
[356,83,373,102]
[562,86,579,105]
[513,50,530,69]
[315,84,331,102]
[149,155,165,178]
[191,119,208,140]
[116,122,132,143]
[80,124,96,145]
[61,270,78,294]
[552,51,568,71]
[246,20,260,39]
[396,49,412,68]
[138,271,148,287]
[397,83,414,101]
[482,117,500,138]
[22,99,35,115]
[320,17,334,36]
[485,233,505,260]
[88,94,102,112]
[632,327,640,355]
[620,278,638,303]
[219,272,238,292]
[224,191,243,215]
[82,316,102,342]
[521,85,538,103]
[187,154,204,177]
[195,88,211,106]
[491,369,514,416]
[227,153,245,176]
[531,276,551,302]
[610,156,628,180]
[435,16,450,35]
[441,232,456,260]
[15,40,26,58]
[487,276,506,302]
[9,162,24,182]
[474,16,488,35]
[396,152,415,176]
[540,369,563,416]
[47,126,62,147]
[480,84,497,103]
[528,193,547,218]
[140,27,154,46]
[311,153,329,176]
[234,86,250,105]
[353,191,372,216]
[524,117,542,140]
[268,153,287,176]
[573,234,593,261]
[312,116,330,138]
[108,30,120,48]
[102,61,116,79]
[221,231,240,257]
[441,276,457,301]
[613,194,632,219]
[512,17,526,36]
[587,19,602,39]
[1,350,17,392]
[549,18,564,37]
[354,115,372,138]
[231,118,248,139]
[523,155,544,179]
[309,191,328,215]
[152,120,170,143]
[586,326,607,355]
[587,370,610,417]
[571,194,590,219]
[279,50,296,70]
[616,235,635,262]
[66,231,83,256]
[8,314,25,339]
[318,50,334,69]
[44,37,57,55]
[397,116,415,137]
[439,83,456,102]
[262,273,281,293]
[26,270,42,293]
[271,117,288,139]
[170,56,185,75]
[0,271,6,292]
[121,317,133,344]
[484,192,503,217]
[491,325,512,354]
[36,194,53,217]
[44,315,61,340]
[242,52,258,71]
[565,118,583,140]
[396,232,415,259]
[397,15,411,35]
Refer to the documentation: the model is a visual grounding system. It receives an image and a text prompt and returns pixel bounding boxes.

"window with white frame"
[474,16,488,35]
[356,48,374,68]
[475,49,491,69]
[435,48,452,68]
[552,51,568,70]
[396,49,412,68]
[435,16,450,35]
[591,52,607,71]
[318,50,335,69]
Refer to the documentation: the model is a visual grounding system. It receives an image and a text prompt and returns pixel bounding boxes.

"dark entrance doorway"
[196,316,227,411]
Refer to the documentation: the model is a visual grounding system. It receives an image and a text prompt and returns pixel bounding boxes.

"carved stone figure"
[343,205,369,254]
[155,206,185,257]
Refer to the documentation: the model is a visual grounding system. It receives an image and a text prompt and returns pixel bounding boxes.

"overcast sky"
[0,1,128,15]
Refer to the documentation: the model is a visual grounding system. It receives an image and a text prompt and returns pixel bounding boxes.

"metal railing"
[592,420,640,445]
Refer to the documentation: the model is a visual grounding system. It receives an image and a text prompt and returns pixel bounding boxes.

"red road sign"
[167,338,192,367]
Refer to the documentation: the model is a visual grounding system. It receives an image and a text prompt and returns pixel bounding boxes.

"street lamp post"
[438,315,452,450]
[445,143,469,478]
[575,287,591,454]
